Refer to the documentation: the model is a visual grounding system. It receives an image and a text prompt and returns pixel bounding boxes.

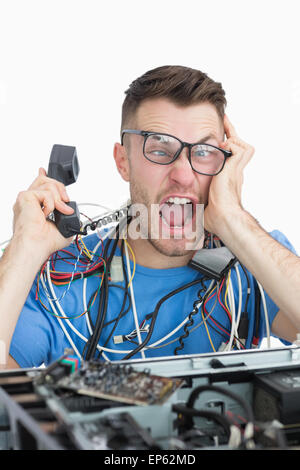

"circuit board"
[55,360,183,406]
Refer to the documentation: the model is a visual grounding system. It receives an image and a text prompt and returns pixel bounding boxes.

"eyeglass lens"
[144,134,225,175]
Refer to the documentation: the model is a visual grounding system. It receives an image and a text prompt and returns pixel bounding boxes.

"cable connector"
[237,312,249,346]
[110,256,124,282]
[113,335,124,344]
[113,323,150,344]
[188,246,237,280]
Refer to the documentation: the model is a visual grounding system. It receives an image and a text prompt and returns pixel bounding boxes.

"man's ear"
[113,143,130,182]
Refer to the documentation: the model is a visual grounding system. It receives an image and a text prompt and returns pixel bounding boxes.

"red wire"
[48,242,105,280]
[202,280,231,339]
[49,259,104,278]
[202,277,245,350]
[217,277,232,321]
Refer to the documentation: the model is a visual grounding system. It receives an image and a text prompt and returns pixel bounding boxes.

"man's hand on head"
[12,168,74,262]
[204,115,255,238]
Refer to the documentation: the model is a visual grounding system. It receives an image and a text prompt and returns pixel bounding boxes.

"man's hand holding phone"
[12,168,74,262]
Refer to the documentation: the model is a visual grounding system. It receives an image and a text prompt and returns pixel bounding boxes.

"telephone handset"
[47,144,82,238]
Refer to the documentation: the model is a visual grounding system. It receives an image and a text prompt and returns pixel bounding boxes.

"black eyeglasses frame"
[121,129,232,176]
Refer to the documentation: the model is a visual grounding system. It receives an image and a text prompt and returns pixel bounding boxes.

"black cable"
[233,264,251,347]
[173,275,246,355]
[122,277,207,360]
[85,236,118,359]
[100,240,131,353]
[85,216,131,360]
[172,403,232,439]
[215,267,249,349]
[102,285,131,327]
[252,279,261,346]
[84,224,120,360]
[174,277,212,355]
[92,271,109,359]
[81,285,102,359]
[239,263,251,313]
[206,316,246,350]
[187,384,254,423]
[83,242,131,358]
[173,384,255,448]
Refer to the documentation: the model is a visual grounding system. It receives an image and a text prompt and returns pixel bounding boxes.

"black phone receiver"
[47,144,82,238]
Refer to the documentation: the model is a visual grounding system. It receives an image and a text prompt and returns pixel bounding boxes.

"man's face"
[121,98,224,258]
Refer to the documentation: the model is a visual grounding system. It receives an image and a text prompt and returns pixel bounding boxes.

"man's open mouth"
[159,196,195,229]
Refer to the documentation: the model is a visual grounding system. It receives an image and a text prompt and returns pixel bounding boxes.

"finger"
[221,136,252,152]
[29,170,49,190]
[224,114,238,139]
[41,193,56,218]
[29,173,70,202]
[38,167,47,177]
[48,201,74,215]
[38,181,70,203]
[223,142,254,170]
[31,190,74,218]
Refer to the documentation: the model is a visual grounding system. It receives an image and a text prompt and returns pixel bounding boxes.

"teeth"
[166,197,193,204]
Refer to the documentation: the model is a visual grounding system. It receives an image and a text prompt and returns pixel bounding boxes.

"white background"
[0,0,300,256]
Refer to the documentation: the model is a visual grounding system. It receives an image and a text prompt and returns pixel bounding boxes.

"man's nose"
[168,147,195,185]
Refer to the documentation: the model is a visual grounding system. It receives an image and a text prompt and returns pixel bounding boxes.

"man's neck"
[121,235,195,270]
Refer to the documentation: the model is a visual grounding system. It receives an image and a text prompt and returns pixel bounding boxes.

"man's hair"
[121,65,227,131]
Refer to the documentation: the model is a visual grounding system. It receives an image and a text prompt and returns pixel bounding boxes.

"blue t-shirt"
[10,230,295,367]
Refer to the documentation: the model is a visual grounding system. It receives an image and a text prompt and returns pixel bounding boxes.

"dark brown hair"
[121,65,227,131]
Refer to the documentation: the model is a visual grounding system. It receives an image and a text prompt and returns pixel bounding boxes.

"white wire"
[82,228,115,336]
[257,281,271,348]
[225,275,236,351]
[40,264,82,358]
[43,248,83,303]
[78,202,115,227]
[211,239,243,350]
[124,241,145,359]
[77,307,205,355]
[42,243,227,358]
[39,227,134,359]
[79,201,130,239]
[40,224,270,358]
[213,239,234,351]
[230,265,243,349]
[148,279,215,349]
[214,239,270,348]
[149,309,195,348]
[82,235,215,353]
[234,264,243,329]
[150,302,204,348]
[78,202,113,212]
[125,324,149,341]
[44,258,111,361]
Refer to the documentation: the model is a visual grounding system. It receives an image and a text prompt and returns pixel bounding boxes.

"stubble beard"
[128,179,204,258]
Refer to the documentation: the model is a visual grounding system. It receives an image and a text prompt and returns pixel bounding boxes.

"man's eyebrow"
[195,134,217,144]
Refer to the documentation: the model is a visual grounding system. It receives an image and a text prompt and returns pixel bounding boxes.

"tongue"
[160,203,192,227]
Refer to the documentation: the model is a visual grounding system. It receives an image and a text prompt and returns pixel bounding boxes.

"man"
[0,65,299,369]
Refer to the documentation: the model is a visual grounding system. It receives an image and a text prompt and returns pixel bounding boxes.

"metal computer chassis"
[1,345,300,450]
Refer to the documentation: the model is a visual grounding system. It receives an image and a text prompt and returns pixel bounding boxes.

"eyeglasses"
[121,129,232,176]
